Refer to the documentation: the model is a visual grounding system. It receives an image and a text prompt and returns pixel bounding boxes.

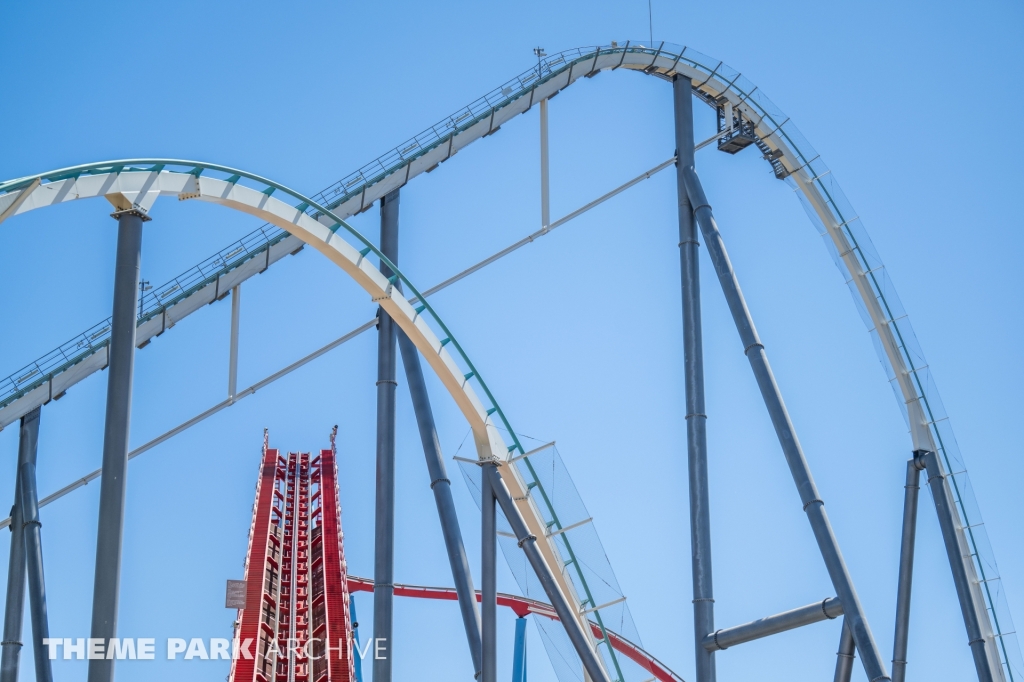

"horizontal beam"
[508,441,556,463]
[0,156,680,529]
[548,517,592,537]
[702,598,843,651]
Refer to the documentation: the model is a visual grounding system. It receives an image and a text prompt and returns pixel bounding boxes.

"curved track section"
[0,160,600,662]
[346,577,684,682]
[1,41,1019,678]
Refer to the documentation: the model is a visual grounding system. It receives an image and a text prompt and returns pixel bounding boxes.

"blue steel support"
[834,618,856,682]
[351,594,364,682]
[373,188,400,682]
[681,167,891,681]
[512,617,528,682]
[19,420,52,682]
[88,208,146,682]
[674,73,716,682]
[892,455,925,682]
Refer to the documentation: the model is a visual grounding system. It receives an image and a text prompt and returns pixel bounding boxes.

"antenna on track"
[648,0,653,45]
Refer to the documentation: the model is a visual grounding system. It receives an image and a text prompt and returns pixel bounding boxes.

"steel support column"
[88,208,146,682]
[481,462,498,682]
[673,74,716,682]
[834,618,856,682]
[921,450,997,682]
[19,416,52,682]
[0,408,37,682]
[373,188,400,682]
[512,617,528,682]
[351,595,364,682]
[892,455,924,682]
[228,285,240,400]
[483,465,611,682]
[681,167,891,682]
[397,332,482,674]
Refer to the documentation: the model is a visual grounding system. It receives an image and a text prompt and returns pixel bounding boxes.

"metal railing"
[0,41,1018,680]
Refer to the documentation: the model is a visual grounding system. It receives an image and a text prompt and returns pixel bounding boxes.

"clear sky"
[1,1,1022,681]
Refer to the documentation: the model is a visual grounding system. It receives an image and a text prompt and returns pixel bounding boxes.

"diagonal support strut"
[681,165,891,682]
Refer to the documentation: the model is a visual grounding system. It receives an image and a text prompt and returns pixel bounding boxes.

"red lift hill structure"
[230,430,356,682]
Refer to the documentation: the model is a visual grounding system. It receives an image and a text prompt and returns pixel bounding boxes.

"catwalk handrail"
[0,41,1016,678]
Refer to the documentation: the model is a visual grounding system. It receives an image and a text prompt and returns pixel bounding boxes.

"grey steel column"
[88,208,146,682]
[484,465,611,682]
[921,450,997,682]
[228,285,241,400]
[397,332,483,674]
[681,168,891,682]
[892,455,925,682]
[481,462,498,682]
[674,74,716,682]
[834,618,856,682]
[19,417,53,682]
[0,408,37,681]
[373,188,400,682]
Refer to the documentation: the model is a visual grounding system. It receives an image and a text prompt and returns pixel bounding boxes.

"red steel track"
[347,577,684,682]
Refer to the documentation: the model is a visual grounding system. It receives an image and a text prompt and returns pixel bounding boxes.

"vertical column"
[373,189,400,682]
[484,465,610,682]
[512,617,528,682]
[540,98,550,228]
[481,462,498,682]
[350,595,364,682]
[680,168,891,681]
[88,207,146,682]
[921,450,998,682]
[18,407,52,682]
[833,618,856,682]
[673,75,716,682]
[0,407,43,682]
[229,285,241,400]
[397,333,482,674]
[0,414,30,682]
[892,455,925,682]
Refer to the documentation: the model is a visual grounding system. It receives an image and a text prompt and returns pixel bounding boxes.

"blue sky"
[1,1,1022,681]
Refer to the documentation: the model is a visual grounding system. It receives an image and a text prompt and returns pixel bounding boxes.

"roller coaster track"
[345,576,685,682]
[0,41,1019,680]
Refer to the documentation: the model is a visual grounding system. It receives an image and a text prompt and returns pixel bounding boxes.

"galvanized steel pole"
[892,455,925,682]
[681,167,891,682]
[397,332,482,675]
[20,452,53,682]
[88,208,145,682]
[484,465,611,682]
[921,450,997,682]
[373,188,400,682]
[0,408,36,682]
[834,618,856,682]
[481,462,498,682]
[673,74,716,682]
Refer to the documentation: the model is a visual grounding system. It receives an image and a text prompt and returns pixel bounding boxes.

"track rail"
[1,41,1018,679]
[346,577,685,682]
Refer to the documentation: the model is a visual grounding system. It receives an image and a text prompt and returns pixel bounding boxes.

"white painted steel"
[0,169,602,671]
